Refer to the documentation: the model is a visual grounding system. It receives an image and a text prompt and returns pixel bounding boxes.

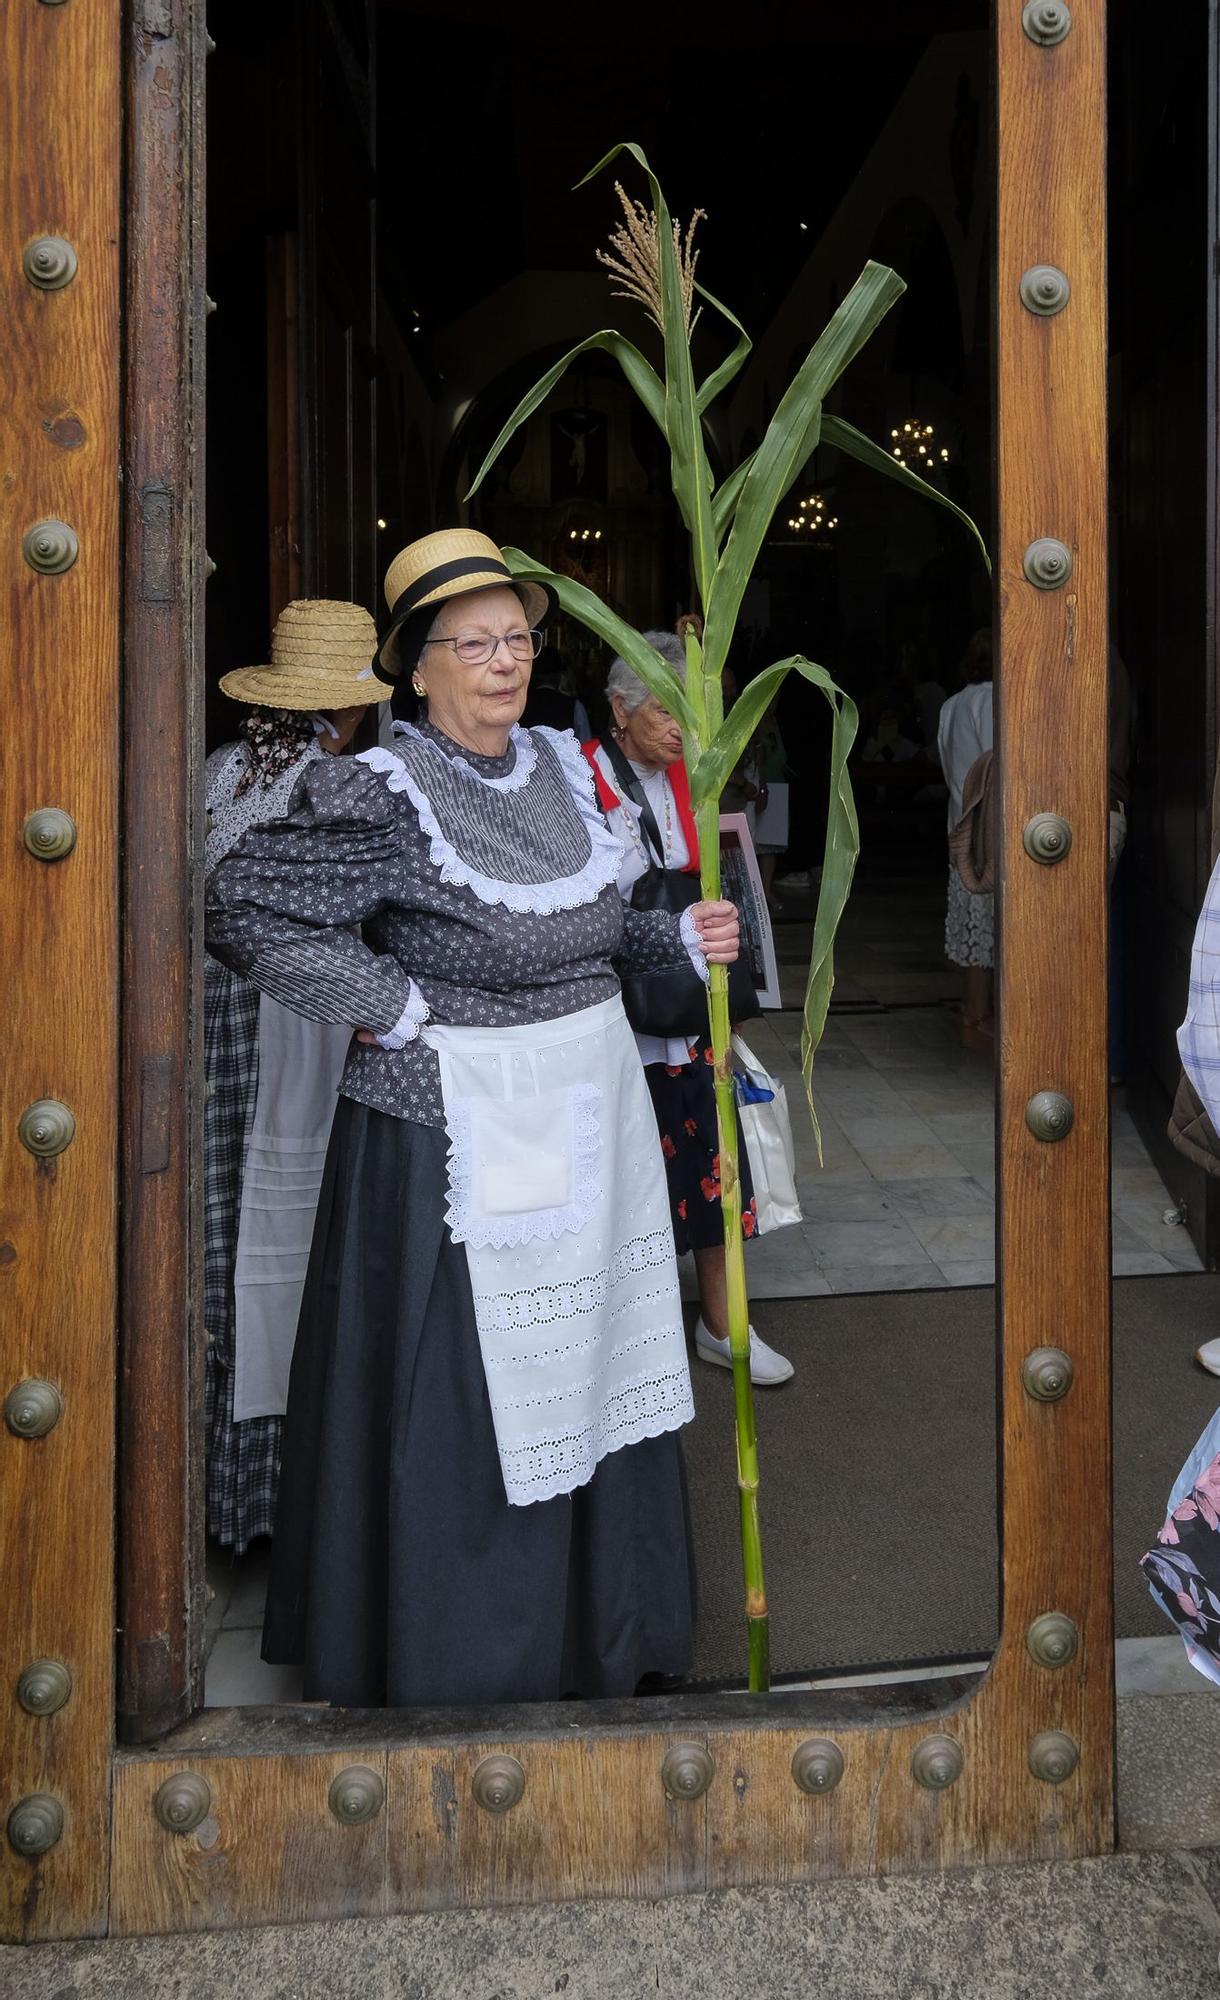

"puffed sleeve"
[205,756,414,1036]
[615,904,710,982]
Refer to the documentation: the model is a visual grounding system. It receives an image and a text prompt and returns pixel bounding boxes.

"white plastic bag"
[732,1033,803,1234]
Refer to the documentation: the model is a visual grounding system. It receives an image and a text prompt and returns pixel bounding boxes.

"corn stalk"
[469,144,986,1692]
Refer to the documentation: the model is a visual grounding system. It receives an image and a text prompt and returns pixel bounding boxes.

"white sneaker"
[1196,1338,1220,1377]
[694,1317,794,1386]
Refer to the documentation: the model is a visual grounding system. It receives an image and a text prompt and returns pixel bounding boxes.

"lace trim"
[389,718,538,793]
[679,906,710,983]
[478,1229,674,1343]
[442,1080,602,1249]
[355,732,624,916]
[495,1364,696,1503]
[494,1324,689,1404]
[205,740,322,873]
[373,979,430,1051]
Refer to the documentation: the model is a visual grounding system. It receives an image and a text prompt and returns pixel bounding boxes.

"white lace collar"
[357,726,625,917]
[390,718,537,793]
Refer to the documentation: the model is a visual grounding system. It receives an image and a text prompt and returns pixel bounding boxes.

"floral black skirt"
[1141,1411,1220,1685]
[643,1039,758,1258]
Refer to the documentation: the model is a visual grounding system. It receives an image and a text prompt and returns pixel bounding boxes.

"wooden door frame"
[2,0,1115,1943]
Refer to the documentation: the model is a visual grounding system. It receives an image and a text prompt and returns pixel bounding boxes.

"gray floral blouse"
[204,720,697,1128]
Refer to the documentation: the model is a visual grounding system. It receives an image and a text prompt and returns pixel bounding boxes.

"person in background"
[203,600,382,1555]
[937,628,995,1051]
[862,705,920,767]
[584,631,794,1387]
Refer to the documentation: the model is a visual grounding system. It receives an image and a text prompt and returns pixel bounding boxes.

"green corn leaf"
[820,414,991,573]
[465,331,664,502]
[690,653,858,1156]
[701,262,905,679]
[800,665,860,1157]
[578,142,719,606]
[695,281,752,415]
[711,451,756,542]
[499,547,699,735]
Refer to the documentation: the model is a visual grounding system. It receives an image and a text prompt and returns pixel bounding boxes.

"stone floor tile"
[1110,1214,1153,1254]
[909,1212,995,1261]
[842,1117,971,1181]
[806,1045,873,1072]
[806,1213,931,1268]
[221,1542,272,1628]
[821,1261,945,1293]
[799,1180,898,1221]
[949,1143,997,1191]
[1116,1634,1207,1697]
[1120,1209,1205,1270]
[922,1110,997,1149]
[933,1256,996,1288]
[1113,1249,1177,1277]
[204,1626,302,1706]
[1113,1165,1180,1203]
[880,1176,993,1219]
[811,1069,910,1116]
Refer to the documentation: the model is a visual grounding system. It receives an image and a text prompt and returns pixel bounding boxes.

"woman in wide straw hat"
[203,599,382,1556]
[207,528,741,1707]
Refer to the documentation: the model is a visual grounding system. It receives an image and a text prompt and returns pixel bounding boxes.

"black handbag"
[603,739,760,1037]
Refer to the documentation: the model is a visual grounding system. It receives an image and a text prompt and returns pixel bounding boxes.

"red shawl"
[581,740,700,874]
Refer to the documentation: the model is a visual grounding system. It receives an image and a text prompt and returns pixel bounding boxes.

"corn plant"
[469,143,986,1693]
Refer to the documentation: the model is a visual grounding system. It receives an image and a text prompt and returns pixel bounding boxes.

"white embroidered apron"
[424,993,695,1506]
[232,998,352,1422]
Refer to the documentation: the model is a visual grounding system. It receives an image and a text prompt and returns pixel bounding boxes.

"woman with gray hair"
[582,634,794,1387]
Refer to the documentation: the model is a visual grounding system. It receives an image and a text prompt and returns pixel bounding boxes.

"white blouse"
[590,744,697,1070]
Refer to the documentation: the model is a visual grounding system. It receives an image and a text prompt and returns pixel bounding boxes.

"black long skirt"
[262,1097,697,1707]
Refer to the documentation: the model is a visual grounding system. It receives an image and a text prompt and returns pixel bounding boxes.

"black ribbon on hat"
[369,555,515,685]
[389,554,512,623]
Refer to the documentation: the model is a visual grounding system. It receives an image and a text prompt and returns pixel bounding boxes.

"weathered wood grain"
[118,0,209,1751]
[111,1750,388,1934]
[992,0,1115,1847]
[0,0,122,1945]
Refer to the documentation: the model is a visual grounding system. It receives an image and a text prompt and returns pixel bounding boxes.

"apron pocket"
[442,1080,601,1249]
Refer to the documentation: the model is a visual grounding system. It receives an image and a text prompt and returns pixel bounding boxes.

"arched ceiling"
[377,1,988,391]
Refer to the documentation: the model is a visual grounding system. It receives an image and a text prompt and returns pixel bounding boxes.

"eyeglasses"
[422,628,544,668]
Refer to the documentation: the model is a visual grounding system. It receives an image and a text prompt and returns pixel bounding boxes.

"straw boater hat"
[219,599,383,710]
[373,528,553,683]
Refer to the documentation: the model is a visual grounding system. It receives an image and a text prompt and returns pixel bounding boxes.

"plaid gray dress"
[203,738,321,1550]
[203,954,278,1549]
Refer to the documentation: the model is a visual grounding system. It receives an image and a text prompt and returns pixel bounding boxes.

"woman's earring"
[411,675,427,698]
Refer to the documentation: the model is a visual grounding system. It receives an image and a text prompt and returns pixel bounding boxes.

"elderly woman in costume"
[203,600,381,1553]
[584,637,793,1388]
[206,531,739,1707]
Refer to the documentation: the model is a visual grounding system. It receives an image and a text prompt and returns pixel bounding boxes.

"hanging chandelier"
[786,493,839,538]
[889,420,950,472]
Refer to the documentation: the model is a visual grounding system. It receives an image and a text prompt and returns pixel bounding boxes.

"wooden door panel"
[0,0,121,1943]
[0,0,1118,1942]
[111,1749,389,1934]
[1113,4,1215,1257]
